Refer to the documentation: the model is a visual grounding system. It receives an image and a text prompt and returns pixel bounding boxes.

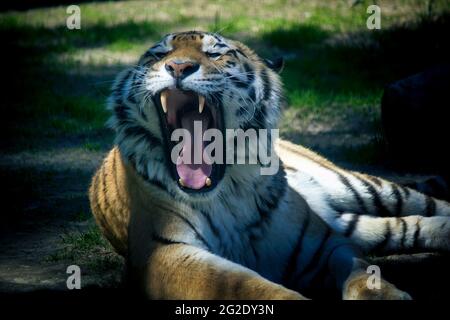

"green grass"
[47,225,123,272]
[1,0,449,158]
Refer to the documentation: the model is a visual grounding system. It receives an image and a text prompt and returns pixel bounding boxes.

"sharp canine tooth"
[160,91,168,113]
[198,95,205,114]
[178,178,186,187]
[205,177,212,187]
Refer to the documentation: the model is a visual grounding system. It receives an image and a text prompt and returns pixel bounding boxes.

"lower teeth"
[177,177,212,188]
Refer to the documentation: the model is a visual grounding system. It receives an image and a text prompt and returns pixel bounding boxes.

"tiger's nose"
[165,60,200,79]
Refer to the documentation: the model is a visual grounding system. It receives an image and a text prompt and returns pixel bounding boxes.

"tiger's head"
[108,31,284,200]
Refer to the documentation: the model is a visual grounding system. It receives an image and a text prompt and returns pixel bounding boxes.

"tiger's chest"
[192,193,301,282]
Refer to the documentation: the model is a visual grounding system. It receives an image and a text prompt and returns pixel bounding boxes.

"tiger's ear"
[263,57,284,73]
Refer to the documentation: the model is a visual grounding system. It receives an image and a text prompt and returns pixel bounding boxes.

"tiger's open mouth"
[154,88,225,192]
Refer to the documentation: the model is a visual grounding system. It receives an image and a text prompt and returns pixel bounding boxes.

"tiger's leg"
[283,203,411,300]
[335,213,450,254]
[324,172,450,253]
[129,241,306,300]
[292,169,450,253]
[349,172,450,217]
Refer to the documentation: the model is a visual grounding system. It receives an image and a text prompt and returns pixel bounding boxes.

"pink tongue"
[176,111,212,189]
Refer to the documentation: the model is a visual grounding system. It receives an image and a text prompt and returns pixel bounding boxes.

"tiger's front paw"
[343,273,412,300]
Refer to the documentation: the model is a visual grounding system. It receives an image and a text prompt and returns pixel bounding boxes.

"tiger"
[89,31,450,300]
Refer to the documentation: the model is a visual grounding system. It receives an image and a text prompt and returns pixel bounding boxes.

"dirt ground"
[0,142,124,293]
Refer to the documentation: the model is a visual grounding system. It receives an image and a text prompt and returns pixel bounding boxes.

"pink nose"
[165,60,199,79]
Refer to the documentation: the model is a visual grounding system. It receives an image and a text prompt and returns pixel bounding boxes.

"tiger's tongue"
[176,110,212,189]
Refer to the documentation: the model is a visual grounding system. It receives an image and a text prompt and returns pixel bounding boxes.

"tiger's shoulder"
[89,147,130,256]
[89,147,192,257]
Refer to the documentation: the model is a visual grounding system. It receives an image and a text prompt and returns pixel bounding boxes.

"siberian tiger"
[89,31,450,300]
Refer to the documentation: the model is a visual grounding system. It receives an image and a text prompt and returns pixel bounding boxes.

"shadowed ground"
[0,0,449,299]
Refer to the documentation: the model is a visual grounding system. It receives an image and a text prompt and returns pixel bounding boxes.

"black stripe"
[101,163,110,209]
[359,178,391,217]
[243,62,255,84]
[235,49,248,58]
[425,195,436,216]
[344,214,359,237]
[292,229,332,283]
[399,218,407,248]
[98,163,116,236]
[245,171,286,233]
[235,106,247,117]
[248,234,260,262]
[137,153,149,174]
[124,125,161,147]
[139,106,148,121]
[92,171,108,227]
[399,185,411,198]
[240,120,257,132]
[134,154,149,180]
[127,71,138,104]
[111,150,127,205]
[244,196,275,231]
[113,71,132,95]
[365,175,383,186]
[336,173,367,214]
[260,69,271,101]
[225,72,248,88]
[226,61,236,68]
[248,86,256,102]
[148,178,168,192]
[152,234,187,246]
[211,34,222,42]
[306,243,357,299]
[412,219,421,248]
[142,50,156,59]
[328,200,345,214]
[225,50,239,60]
[391,184,403,216]
[114,101,129,122]
[228,175,239,194]
[214,42,228,48]
[127,151,136,167]
[254,104,267,127]
[146,177,178,199]
[281,210,311,285]
[241,104,268,131]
